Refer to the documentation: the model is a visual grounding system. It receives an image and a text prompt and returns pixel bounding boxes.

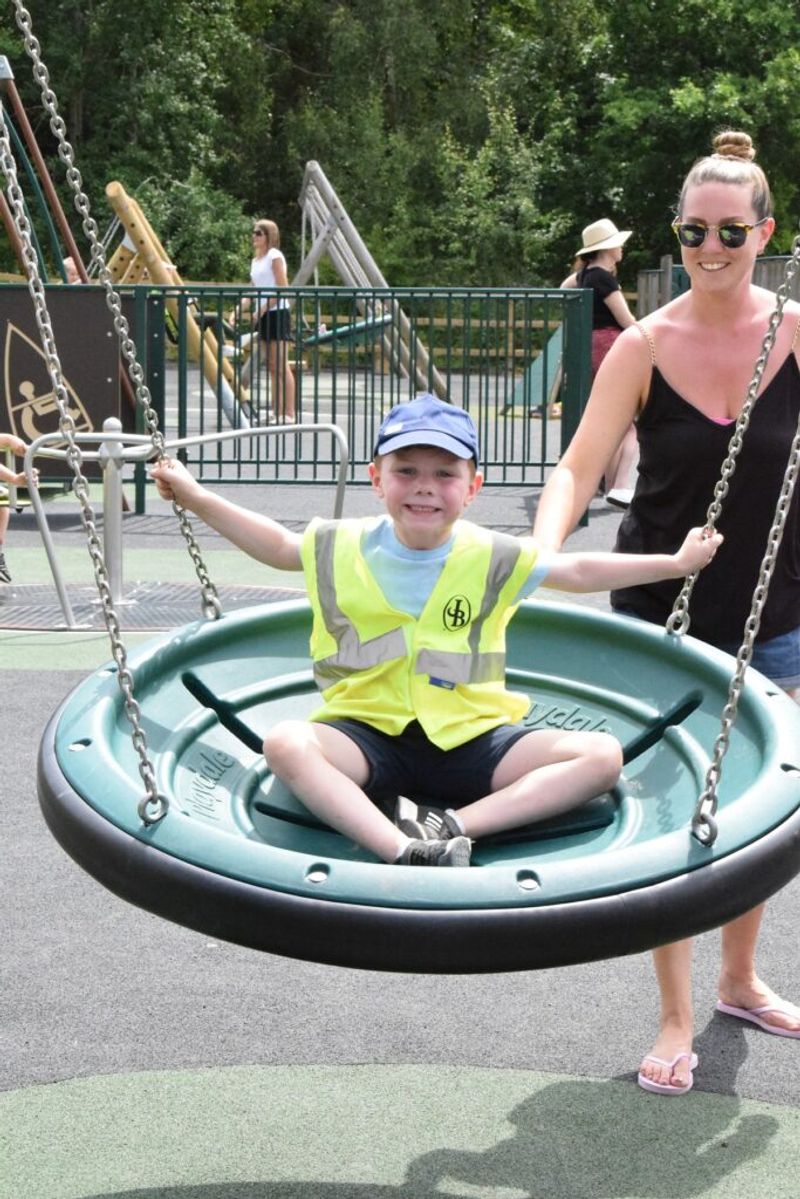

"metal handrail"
[3,446,17,509]
[23,420,349,628]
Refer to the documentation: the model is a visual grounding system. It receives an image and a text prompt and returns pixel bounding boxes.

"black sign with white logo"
[0,285,127,477]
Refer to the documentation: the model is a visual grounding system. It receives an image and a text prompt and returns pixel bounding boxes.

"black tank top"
[576,265,623,330]
[611,351,800,647]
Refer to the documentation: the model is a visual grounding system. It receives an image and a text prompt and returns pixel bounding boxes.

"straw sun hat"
[577,218,631,256]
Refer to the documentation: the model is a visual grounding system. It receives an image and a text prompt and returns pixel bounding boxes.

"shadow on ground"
[76,1027,778,1199]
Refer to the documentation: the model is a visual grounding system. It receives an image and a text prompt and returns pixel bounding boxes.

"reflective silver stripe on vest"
[415,648,507,684]
[416,532,523,683]
[313,521,407,687]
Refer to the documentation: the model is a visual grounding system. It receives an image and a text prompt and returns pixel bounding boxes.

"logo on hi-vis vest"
[443,594,472,630]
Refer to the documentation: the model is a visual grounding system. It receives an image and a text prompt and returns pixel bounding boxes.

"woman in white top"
[244,218,296,422]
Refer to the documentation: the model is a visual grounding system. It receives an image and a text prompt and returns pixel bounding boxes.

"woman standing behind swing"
[534,130,800,1095]
[242,218,296,423]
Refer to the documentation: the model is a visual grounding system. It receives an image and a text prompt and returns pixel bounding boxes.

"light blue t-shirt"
[361,516,551,618]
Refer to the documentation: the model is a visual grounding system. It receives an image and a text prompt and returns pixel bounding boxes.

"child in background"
[0,433,37,583]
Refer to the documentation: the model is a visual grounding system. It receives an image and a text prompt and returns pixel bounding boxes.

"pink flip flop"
[716,999,800,1038]
[637,1051,699,1096]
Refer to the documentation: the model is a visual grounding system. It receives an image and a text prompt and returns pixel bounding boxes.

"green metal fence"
[0,281,591,490]
[144,285,592,488]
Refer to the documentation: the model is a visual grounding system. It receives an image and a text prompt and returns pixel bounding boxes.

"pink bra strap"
[792,315,800,352]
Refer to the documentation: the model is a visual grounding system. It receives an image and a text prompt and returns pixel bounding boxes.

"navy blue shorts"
[317,718,531,812]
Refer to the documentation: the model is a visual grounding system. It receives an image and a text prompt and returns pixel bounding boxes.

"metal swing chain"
[0,106,167,824]
[669,236,800,845]
[11,0,222,624]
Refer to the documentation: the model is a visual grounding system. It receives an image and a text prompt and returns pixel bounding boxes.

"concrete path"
[3,481,800,1199]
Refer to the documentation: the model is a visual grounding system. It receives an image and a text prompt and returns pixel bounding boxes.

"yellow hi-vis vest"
[300,517,542,750]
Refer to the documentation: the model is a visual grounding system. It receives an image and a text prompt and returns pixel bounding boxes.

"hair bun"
[712,130,756,162]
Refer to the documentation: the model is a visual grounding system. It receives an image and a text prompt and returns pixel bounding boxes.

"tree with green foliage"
[0,0,259,278]
[0,0,797,287]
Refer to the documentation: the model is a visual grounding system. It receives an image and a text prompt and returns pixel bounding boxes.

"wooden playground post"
[105,181,245,423]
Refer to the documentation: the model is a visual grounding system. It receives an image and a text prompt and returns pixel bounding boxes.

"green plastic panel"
[52,600,800,911]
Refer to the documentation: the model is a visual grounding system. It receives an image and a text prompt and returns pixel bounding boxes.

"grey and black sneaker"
[395,795,463,842]
[396,836,472,867]
[0,551,10,583]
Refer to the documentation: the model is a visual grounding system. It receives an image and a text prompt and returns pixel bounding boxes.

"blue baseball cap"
[374,394,479,463]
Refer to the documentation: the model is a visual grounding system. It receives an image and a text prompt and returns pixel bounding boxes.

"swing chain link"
[12,0,222,623]
[0,102,166,824]
[688,234,800,845]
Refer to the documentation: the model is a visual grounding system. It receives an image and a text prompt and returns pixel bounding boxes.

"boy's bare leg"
[455,728,622,839]
[264,720,406,862]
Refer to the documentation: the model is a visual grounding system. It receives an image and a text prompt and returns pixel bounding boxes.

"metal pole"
[24,439,79,627]
[0,58,88,279]
[659,254,674,308]
[3,446,17,509]
[100,417,124,603]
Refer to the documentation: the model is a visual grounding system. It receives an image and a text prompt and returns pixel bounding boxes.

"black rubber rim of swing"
[37,705,800,974]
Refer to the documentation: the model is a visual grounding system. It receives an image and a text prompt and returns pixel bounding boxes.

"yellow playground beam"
[104,181,242,407]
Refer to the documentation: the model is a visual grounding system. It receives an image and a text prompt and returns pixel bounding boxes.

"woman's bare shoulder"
[610,320,660,363]
[638,294,689,332]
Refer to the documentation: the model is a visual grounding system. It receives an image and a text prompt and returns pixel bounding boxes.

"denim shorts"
[614,605,800,691]
[717,625,800,691]
[318,718,531,811]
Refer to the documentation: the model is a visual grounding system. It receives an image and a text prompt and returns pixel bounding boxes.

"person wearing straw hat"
[561,218,638,507]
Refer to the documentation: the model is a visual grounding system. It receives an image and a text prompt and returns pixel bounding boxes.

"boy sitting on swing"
[151,395,720,867]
